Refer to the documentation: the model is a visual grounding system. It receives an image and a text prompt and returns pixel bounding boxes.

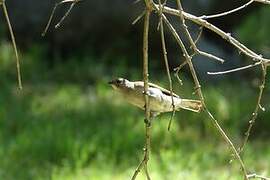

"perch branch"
[131,0,152,179]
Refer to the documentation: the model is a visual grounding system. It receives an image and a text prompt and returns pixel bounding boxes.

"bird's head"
[108,78,129,90]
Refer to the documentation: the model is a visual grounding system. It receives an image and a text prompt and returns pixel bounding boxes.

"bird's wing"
[133,81,179,98]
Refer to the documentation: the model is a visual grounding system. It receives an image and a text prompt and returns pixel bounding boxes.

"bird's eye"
[116,79,122,84]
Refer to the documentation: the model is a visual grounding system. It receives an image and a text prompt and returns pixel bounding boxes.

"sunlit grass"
[0,41,269,179]
[0,81,269,180]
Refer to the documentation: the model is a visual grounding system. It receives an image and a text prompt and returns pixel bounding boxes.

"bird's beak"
[108,80,114,85]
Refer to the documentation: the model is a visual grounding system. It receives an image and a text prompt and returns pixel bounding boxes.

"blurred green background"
[0,0,270,179]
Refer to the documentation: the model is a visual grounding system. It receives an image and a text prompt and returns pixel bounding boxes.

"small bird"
[109,78,202,117]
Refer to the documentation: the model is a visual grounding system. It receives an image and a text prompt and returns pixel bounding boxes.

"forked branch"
[42,0,81,36]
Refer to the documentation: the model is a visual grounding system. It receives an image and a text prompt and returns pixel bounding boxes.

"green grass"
[0,41,270,179]
[0,81,269,180]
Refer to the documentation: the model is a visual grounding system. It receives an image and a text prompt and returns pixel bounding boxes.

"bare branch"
[132,10,146,25]
[174,61,187,86]
[158,4,270,64]
[197,49,225,63]
[55,0,80,29]
[1,1,22,89]
[132,1,152,179]
[157,0,175,131]
[207,61,262,75]
[255,0,270,5]
[193,26,203,45]
[151,1,249,179]
[199,0,254,19]
[247,173,270,180]
[239,64,267,154]
[42,0,81,36]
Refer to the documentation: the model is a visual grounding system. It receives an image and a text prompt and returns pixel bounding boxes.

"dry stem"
[239,64,267,153]
[131,0,152,179]
[151,1,250,179]
[1,0,22,89]
[157,0,175,131]
[42,0,80,36]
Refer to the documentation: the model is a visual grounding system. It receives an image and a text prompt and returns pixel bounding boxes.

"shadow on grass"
[0,83,147,179]
[0,82,269,179]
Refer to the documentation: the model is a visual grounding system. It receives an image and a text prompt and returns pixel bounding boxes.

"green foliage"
[237,7,270,56]
[0,42,269,179]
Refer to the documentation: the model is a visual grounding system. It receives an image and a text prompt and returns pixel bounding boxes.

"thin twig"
[155,3,248,179]
[2,1,22,89]
[159,4,270,64]
[132,10,146,25]
[178,1,225,64]
[42,2,58,36]
[158,0,175,131]
[199,0,254,19]
[208,61,263,75]
[239,64,267,153]
[247,173,270,180]
[42,0,80,36]
[254,0,270,5]
[193,26,203,45]
[55,0,80,29]
[174,61,187,86]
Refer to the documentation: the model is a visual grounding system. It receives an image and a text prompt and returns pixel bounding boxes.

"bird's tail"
[177,99,202,113]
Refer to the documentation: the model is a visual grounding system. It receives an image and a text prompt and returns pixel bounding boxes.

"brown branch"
[151,1,249,179]
[2,0,22,89]
[158,0,175,131]
[239,64,267,154]
[132,0,152,179]
[174,61,187,86]
[159,4,270,64]
[175,1,225,64]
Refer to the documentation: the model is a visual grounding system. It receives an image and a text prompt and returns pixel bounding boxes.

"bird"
[109,78,202,117]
